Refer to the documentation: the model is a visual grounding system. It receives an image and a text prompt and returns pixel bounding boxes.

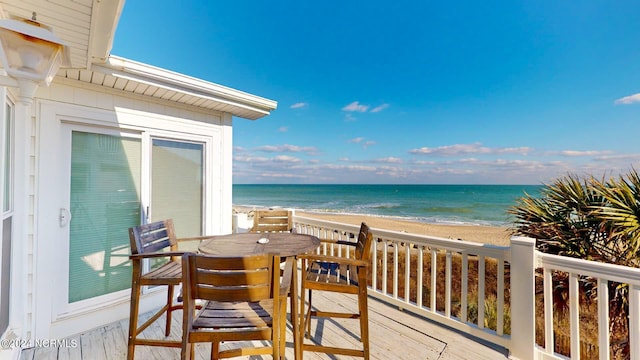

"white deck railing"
[535,251,640,360]
[293,216,512,348]
[291,215,640,360]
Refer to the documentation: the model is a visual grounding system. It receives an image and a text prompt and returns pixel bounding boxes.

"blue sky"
[112,1,640,185]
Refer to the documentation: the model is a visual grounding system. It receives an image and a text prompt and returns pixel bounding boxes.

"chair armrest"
[176,235,216,242]
[298,254,369,267]
[129,251,186,260]
[319,238,356,247]
[279,257,295,297]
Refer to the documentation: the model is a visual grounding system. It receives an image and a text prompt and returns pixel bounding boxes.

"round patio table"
[197,231,320,360]
[197,232,320,257]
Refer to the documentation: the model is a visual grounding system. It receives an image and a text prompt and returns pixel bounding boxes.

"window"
[150,139,203,238]
[0,101,13,334]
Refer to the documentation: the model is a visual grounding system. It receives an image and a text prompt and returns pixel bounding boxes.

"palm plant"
[509,170,640,357]
[592,169,640,267]
[508,173,607,259]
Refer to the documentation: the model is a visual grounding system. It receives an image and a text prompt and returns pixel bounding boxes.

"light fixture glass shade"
[0,18,70,86]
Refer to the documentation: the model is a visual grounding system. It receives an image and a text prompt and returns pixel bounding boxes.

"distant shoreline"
[233,204,509,227]
[234,205,512,246]
[232,184,534,228]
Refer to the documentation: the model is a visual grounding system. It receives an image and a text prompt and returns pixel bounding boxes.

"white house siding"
[1,0,94,68]
[28,79,233,340]
[25,113,35,342]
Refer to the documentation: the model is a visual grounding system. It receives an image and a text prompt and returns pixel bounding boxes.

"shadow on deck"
[20,291,509,359]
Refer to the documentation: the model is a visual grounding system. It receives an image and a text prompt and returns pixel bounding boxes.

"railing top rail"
[539,252,640,286]
[293,215,510,259]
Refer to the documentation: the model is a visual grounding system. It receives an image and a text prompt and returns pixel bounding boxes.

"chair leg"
[127,264,142,360]
[298,283,306,359]
[211,341,219,360]
[359,286,370,359]
[180,340,190,360]
[274,325,281,360]
[165,285,174,336]
[290,265,298,360]
[279,300,286,357]
[305,289,313,337]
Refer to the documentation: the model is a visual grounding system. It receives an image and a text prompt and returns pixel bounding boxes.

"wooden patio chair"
[250,209,296,315]
[127,219,211,359]
[250,209,293,233]
[181,252,293,360]
[298,222,373,359]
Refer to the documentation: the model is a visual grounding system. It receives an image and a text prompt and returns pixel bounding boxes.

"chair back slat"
[355,222,373,261]
[194,253,271,270]
[342,223,373,284]
[129,219,177,255]
[251,210,292,233]
[186,253,277,303]
[195,269,271,287]
[196,285,272,303]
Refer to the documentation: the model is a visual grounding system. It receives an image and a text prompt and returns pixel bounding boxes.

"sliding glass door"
[62,129,206,311]
[68,131,141,303]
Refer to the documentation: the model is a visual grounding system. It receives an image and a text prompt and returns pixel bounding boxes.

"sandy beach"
[236,206,513,246]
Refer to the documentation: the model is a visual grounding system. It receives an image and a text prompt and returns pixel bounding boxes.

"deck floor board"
[20,291,509,359]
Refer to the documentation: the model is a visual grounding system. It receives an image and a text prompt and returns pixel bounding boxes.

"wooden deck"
[20,291,509,359]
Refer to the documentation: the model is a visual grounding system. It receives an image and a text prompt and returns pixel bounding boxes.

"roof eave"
[87,0,126,66]
[90,55,277,120]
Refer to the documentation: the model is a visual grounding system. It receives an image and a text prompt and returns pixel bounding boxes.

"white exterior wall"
[12,79,234,342]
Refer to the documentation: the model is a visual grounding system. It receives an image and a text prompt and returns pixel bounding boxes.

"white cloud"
[232,152,631,185]
[413,160,437,165]
[499,147,532,155]
[342,101,369,112]
[290,102,307,109]
[614,93,640,105]
[233,156,270,163]
[344,114,357,122]
[559,150,612,157]
[374,157,403,164]
[260,173,307,179]
[278,126,288,132]
[348,137,375,149]
[273,155,303,163]
[458,157,479,164]
[370,104,390,113]
[256,144,318,155]
[593,153,640,161]
[320,164,377,171]
[409,143,531,156]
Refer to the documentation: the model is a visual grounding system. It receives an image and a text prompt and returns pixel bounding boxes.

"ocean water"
[232,184,542,226]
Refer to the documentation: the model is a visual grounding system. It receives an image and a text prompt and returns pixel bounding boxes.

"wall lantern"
[0,14,70,103]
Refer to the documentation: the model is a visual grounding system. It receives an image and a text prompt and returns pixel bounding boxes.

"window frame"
[0,98,14,337]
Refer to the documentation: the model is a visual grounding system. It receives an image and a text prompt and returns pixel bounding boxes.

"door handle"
[60,208,72,227]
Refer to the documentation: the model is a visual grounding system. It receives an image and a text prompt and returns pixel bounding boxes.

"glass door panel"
[68,132,141,303]
[0,102,12,334]
[151,139,203,251]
